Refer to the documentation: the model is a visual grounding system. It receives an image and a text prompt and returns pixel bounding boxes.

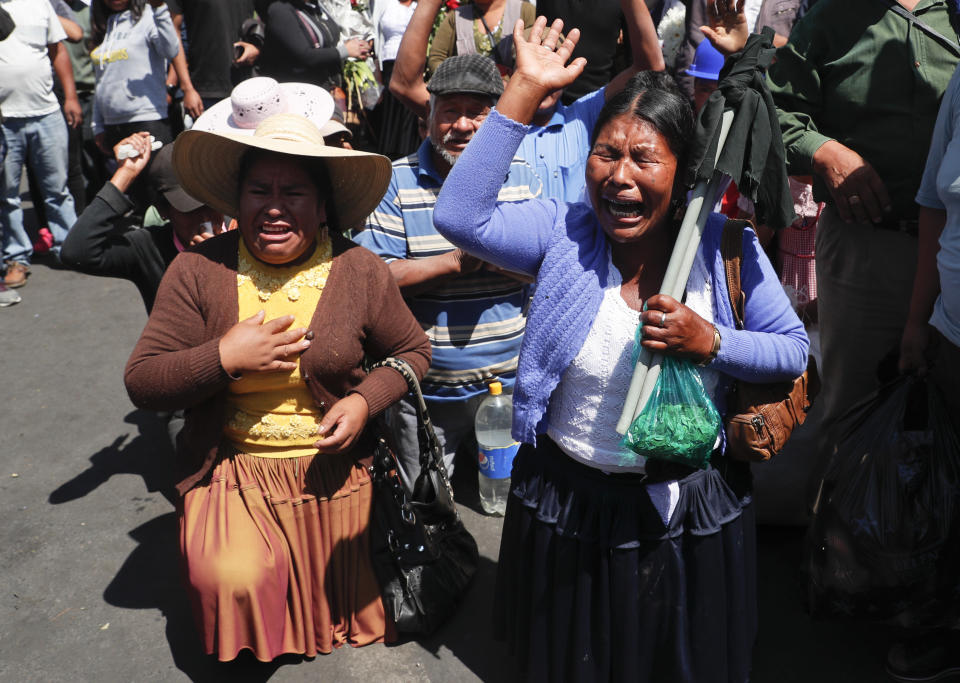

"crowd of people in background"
[3,0,960,680]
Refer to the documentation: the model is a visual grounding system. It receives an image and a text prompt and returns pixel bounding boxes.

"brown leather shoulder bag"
[721,219,820,462]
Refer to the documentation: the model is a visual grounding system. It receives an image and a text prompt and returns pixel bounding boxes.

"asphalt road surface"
[0,255,895,682]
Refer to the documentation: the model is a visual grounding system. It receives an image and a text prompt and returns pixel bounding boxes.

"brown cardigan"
[124,230,431,496]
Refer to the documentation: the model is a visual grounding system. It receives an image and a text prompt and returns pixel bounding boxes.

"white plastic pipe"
[616,110,736,434]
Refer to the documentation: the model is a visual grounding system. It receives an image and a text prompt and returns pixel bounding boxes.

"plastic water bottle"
[475,381,519,516]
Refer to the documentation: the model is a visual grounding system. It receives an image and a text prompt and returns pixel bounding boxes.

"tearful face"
[586,114,679,244]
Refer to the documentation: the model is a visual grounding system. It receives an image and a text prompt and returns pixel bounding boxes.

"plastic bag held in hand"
[803,377,960,627]
[620,355,722,469]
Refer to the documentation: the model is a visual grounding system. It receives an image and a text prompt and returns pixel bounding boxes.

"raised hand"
[113,132,153,175]
[497,16,586,124]
[513,16,585,93]
[109,132,154,194]
[700,0,748,57]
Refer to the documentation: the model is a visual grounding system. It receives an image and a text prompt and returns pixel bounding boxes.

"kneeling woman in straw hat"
[125,113,431,661]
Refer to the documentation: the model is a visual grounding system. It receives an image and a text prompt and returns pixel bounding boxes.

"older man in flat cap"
[355,54,542,492]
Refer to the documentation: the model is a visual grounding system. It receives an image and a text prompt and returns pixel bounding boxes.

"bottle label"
[478,442,520,479]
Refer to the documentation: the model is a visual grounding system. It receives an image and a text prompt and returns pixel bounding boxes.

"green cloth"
[768,0,960,219]
[689,29,795,230]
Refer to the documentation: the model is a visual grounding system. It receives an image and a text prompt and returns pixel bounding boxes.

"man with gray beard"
[354,54,543,492]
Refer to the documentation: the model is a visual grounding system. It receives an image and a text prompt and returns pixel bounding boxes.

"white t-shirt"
[744,0,764,32]
[0,0,67,118]
[377,0,415,63]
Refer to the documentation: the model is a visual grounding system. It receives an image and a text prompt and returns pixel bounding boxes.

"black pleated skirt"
[494,436,757,683]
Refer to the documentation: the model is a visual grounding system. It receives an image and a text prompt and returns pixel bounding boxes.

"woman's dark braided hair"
[590,70,695,213]
[91,0,148,46]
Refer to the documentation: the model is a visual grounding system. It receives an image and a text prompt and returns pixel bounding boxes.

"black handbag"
[368,358,479,635]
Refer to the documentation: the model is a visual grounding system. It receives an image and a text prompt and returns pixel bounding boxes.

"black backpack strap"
[874,0,960,57]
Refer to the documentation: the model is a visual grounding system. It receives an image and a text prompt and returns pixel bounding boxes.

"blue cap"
[685,40,724,81]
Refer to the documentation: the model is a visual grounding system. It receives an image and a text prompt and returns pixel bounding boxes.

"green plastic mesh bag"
[620,355,722,469]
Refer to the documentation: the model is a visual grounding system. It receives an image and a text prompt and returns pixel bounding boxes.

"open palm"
[700,0,748,57]
[512,16,586,94]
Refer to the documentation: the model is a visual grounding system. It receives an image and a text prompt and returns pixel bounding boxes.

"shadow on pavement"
[52,402,514,680]
[410,553,516,682]
[753,525,891,682]
[103,511,293,682]
[48,410,294,680]
[48,409,177,506]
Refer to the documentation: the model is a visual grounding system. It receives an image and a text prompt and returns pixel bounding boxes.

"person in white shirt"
[0,0,81,288]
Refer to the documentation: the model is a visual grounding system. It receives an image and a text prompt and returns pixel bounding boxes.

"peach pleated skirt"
[179,451,394,662]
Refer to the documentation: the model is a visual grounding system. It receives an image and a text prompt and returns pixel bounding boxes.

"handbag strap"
[371,357,455,497]
[721,218,751,331]
[872,0,960,57]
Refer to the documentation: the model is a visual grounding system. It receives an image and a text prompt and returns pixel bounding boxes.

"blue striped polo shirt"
[354,138,542,401]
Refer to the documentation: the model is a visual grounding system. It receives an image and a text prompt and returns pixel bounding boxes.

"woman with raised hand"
[433,14,807,682]
[125,113,430,661]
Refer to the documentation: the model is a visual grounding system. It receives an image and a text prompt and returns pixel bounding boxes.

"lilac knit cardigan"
[433,109,809,444]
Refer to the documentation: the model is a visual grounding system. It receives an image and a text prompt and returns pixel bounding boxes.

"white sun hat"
[192,77,335,135]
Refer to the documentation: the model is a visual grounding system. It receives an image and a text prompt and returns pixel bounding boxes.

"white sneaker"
[0,284,21,307]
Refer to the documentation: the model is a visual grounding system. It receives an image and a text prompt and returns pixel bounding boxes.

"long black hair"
[91,0,147,47]
[590,71,695,186]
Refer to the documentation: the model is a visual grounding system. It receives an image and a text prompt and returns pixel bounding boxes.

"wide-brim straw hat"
[172,113,391,230]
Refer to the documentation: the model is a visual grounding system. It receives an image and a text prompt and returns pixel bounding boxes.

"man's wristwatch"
[697,326,721,367]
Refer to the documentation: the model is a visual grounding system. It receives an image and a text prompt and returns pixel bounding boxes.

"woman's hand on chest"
[218,310,311,377]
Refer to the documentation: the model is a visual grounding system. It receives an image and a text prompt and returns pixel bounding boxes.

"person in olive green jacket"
[768,0,958,443]
[768,2,960,681]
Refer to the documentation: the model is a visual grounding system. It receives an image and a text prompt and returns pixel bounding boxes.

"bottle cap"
[488,381,502,395]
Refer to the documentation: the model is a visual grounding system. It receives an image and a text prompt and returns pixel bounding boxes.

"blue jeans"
[1,111,77,265]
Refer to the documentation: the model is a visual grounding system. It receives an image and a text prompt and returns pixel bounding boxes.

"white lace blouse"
[545,247,721,523]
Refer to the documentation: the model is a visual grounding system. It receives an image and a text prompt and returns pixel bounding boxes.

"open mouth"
[443,130,471,149]
[602,197,645,219]
[260,222,293,241]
